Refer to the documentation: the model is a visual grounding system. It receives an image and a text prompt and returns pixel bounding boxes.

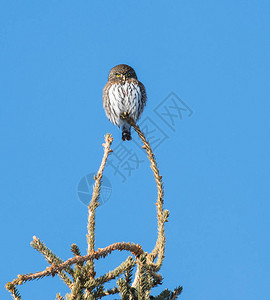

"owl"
[103,64,147,141]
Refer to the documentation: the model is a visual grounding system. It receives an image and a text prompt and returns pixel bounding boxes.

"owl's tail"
[122,124,131,141]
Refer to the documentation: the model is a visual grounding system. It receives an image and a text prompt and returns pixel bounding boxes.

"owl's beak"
[122,75,126,81]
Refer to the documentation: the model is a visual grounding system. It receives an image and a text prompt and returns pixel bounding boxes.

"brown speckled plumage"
[103,64,147,141]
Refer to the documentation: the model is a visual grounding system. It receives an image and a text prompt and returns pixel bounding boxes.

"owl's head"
[108,64,138,81]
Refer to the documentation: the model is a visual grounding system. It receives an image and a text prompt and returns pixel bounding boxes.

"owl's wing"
[102,81,117,125]
[137,81,147,120]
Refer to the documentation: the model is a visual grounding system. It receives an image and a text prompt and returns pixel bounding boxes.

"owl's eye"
[127,73,131,77]
[116,74,121,77]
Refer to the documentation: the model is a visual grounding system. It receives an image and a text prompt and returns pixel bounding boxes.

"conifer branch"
[121,113,168,270]
[136,254,151,300]
[69,277,84,300]
[56,293,64,300]
[96,286,119,297]
[85,256,135,289]
[71,244,82,257]
[5,242,144,290]
[150,286,183,299]
[6,131,182,299]
[86,133,113,279]
[5,283,21,300]
[31,236,73,286]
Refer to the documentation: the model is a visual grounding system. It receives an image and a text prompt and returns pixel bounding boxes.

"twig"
[56,293,64,300]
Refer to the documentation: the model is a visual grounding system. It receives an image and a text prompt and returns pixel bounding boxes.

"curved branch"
[121,113,168,270]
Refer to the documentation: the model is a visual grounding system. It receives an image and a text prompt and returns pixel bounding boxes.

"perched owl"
[103,64,147,141]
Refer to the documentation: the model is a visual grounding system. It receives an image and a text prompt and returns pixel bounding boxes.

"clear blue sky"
[1,1,270,299]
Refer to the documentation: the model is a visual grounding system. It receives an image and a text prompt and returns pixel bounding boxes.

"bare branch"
[121,113,168,271]
[86,133,113,278]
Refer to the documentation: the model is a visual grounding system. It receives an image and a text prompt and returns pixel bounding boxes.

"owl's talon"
[121,112,129,119]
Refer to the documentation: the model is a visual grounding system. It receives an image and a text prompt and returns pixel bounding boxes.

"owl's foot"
[120,112,136,127]
[121,112,129,119]
[122,130,132,141]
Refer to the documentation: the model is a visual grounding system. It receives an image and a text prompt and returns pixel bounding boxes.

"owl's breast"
[108,82,142,122]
